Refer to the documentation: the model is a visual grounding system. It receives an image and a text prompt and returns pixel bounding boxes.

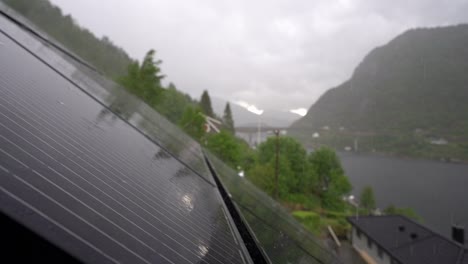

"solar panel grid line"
[95,96,211,181]
[69,68,208,171]
[0,27,216,191]
[0,86,241,262]
[0,113,221,237]
[0,183,120,264]
[0,105,240,263]
[206,152,343,264]
[0,94,227,241]
[0,134,213,264]
[219,167,322,244]
[30,167,181,263]
[0,14,250,263]
[0,6,196,165]
[131,104,208,157]
[0,86,212,204]
[0,8,100,76]
[236,193,337,262]
[0,92,241,253]
[0,29,216,192]
[93,102,215,187]
[0,51,249,264]
[0,151,156,264]
[220,201,240,246]
[237,204,328,264]
[0,146,191,264]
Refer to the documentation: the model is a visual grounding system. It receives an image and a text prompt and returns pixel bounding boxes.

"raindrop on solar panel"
[181,194,194,212]
[197,244,209,257]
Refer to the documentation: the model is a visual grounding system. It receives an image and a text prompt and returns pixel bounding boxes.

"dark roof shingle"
[348,215,466,264]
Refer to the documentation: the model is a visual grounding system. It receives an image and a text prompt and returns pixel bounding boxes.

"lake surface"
[339,152,468,239]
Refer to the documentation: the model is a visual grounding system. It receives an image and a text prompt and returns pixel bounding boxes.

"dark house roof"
[348,215,468,264]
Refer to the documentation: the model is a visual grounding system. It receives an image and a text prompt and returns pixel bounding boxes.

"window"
[367,237,372,249]
[378,247,383,259]
[356,229,361,238]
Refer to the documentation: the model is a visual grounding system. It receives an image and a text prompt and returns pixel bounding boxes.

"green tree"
[156,83,194,123]
[223,102,235,133]
[3,0,133,78]
[308,147,351,210]
[199,90,214,117]
[206,131,242,168]
[246,160,293,198]
[178,106,206,140]
[246,163,276,197]
[118,49,164,106]
[384,205,422,222]
[360,186,376,214]
[256,136,313,196]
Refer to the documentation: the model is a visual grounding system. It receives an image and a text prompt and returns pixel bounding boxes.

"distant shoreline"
[336,150,468,165]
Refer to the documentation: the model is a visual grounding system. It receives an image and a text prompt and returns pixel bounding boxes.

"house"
[347,215,468,264]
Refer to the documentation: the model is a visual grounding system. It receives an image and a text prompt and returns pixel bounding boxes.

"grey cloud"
[50,0,468,111]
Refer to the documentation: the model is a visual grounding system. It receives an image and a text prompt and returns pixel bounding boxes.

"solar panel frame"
[0,5,346,264]
[0,15,250,264]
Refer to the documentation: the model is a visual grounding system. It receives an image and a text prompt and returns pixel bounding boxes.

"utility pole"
[257,115,261,146]
[274,129,280,200]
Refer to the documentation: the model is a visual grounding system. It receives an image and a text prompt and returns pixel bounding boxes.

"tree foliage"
[156,83,194,123]
[256,136,311,195]
[3,0,133,78]
[223,102,235,133]
[360,186,376,214]
[206,131,242,168]
[384,205,422,222]
[308,147,351,210]
[199,90,214,117]
[178,106,206,140]
[118,50,164,106]
[245,139,352,211]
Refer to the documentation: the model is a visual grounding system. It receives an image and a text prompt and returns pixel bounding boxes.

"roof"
[348,215,468,264]
[0,9,249,264]
[0,5,343,264]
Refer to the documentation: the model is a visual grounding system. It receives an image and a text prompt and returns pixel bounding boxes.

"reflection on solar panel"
[206,153,343,264]
[0,5,342,264]
[0,11,249,264]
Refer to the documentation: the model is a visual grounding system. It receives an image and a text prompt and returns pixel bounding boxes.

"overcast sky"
[50,0,468,112]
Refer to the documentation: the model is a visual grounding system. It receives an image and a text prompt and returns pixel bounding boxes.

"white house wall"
[352,228,392,264]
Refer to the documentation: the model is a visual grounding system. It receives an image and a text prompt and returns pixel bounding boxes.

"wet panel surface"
[0,18,246,264]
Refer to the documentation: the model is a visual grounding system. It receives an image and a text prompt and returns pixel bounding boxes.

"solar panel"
[205,152,343,264]
[0,16,250,264]
[0,9,215,187]
[0,5,344,264]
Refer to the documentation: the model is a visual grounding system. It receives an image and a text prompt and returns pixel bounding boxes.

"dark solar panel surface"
[0,5,350,264]
[0,8,214,186]
[0,20,247,264]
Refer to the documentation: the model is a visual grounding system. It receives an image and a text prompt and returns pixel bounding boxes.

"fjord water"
[340,152,468,238]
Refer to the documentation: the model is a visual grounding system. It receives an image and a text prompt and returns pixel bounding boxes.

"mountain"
[211,97,300,128]
[291,24,468,160]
